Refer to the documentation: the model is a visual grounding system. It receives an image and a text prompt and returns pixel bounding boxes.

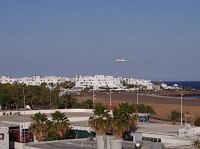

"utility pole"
[136,89,139,106]
[181,94,183,127]
[109,90,112,108]
[92,89,95,108]
[23,85,26,146]
[49,87,52,109]
[136,89,139,124]
[23,86,25,114]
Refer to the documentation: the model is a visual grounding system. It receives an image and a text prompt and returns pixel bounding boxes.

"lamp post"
[49,85,54,109]
[23,86,25,114]
[49,88,52,108]
[109,89,112,108]
[181,94,183,127]
[22,85,26,145]
[136,89,139,106]
[92,89,96,108]
[136,89,139,124]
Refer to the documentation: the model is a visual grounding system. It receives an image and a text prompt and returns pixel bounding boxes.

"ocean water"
[164,81,200,90]
[162,81,200,99]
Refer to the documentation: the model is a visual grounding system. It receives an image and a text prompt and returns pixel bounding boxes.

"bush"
[81,99,93,109]
[57,101,66,109]
[168,110,181,124]
[195,118,200,126]
[46,128,57,141]
[145,105,156,115]
[137,104,156,115]
[71,102,82,108]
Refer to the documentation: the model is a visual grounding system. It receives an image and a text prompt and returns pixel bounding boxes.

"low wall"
[68,117,90,122]
[0,109,94,116]
[141,132,192,147]
[10,142,26,149]
[0,127,9,149]
[70,126,91,132]
[179,126,200,137]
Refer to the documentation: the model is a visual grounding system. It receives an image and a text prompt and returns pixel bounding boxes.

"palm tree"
[128,114,137,132]
[0,94,12,110]
[112,108,129,138]
[29,112,48,141]
[112,103,137,138]
[89,103,110,135]
[51,111,69,138]
[89,103,137,138]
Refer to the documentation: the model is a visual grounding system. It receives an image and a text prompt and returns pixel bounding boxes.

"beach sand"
[76,92,200,120]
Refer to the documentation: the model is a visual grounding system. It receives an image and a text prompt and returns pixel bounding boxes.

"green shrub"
[46,128,57,141]
[145,105,156,115]
[195,118,200,126]
[168,110,181,124]
[81,99,93,109]
[137,104,156,114]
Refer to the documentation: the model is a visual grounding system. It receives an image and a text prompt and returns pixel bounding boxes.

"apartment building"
[0,75,70,86]
[0,76,17,84]
[0,75,154,90]
[122,77,154,90]
[74,75,123,90]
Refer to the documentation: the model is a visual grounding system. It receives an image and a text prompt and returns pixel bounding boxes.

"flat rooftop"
[0,112,92,127]
[137,122,180,136]
[25,138,136,149]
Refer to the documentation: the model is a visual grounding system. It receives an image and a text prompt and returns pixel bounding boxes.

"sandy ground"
[76,92,200,120]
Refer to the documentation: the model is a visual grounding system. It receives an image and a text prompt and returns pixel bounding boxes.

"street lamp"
[136,89,139,106]
[92,89,96,108]
[22,85,26,145]
[23,86,26,114]
[181,94,183,127]
[49,85,55,109]
[109,89,112,108]
[136,89,139,124]
[49,87,52,108]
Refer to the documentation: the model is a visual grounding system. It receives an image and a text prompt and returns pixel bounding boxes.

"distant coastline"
[164,81,200,90]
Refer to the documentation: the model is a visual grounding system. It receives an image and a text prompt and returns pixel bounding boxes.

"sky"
[0,1,200,81]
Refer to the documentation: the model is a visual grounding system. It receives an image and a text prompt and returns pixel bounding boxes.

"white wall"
[75,75,122,89]
[179,126,200,137]
[141,132,192,147]
[0,75,71,86]
[0,109,93,116]
[0,127,9,149]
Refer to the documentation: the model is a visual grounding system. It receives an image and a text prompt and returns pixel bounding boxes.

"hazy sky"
[0,1,199,81]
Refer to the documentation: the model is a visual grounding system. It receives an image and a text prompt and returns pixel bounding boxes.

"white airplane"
[115,59,127,62]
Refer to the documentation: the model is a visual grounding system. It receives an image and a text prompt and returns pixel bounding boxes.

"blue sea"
[163,81,200,99]
[164,81,200,90]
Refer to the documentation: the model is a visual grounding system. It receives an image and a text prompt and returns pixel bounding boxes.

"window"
[0,133,4,140]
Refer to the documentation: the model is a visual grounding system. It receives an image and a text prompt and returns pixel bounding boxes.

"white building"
[0,75,71,86]
[122,77,154,90]
[74,75,123,90]
[0,76,17,84]
[0,127,9,149]
[0,75,154,91]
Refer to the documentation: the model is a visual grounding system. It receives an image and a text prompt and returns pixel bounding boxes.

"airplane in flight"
[115,59,127,62]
